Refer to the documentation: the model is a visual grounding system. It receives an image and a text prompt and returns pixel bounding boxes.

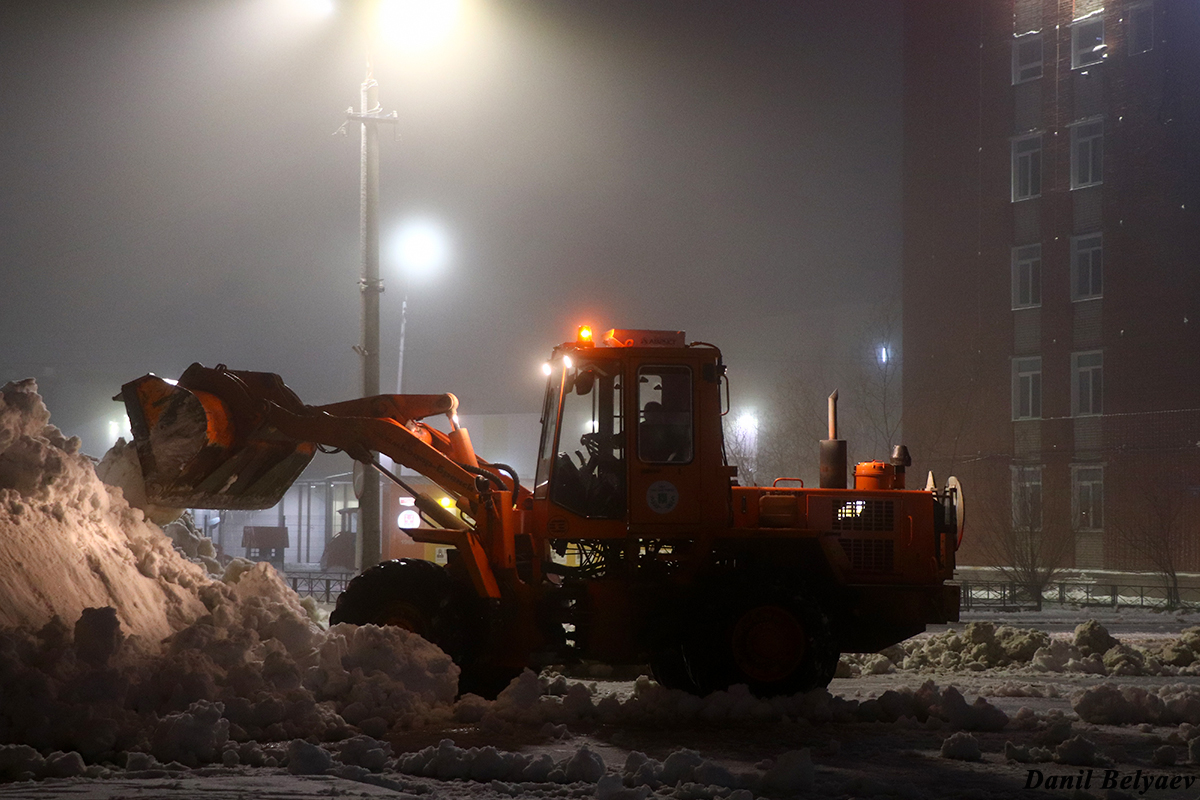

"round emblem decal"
[646,481,679,515]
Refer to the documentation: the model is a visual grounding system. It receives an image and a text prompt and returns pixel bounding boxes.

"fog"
[0,0,901,455]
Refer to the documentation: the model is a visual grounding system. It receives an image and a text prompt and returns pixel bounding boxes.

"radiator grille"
[839,538,895,573]
[832,499,895,531]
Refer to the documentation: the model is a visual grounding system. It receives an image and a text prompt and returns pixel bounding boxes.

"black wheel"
[649,642,700,694]
[684,586,839,698]
[331,559,519,699]
[331,559,472,663]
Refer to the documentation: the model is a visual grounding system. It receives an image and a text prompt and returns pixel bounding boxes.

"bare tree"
[1112,472,1196,610]
[975,466,1073,610]
[724,302,906,490]
[722,413,761,487]
[842,301,903,467]
[750,367,838,489]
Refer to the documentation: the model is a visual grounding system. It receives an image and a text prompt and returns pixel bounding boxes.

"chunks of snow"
[1074,619,1119,656]
[1053,735,1109,767]
[939,732,981,761]
[151,700,229,767]
[286,739,334,775]
[848,618,1200,680]
[759,749,814,794]
[1074,683,1200,726]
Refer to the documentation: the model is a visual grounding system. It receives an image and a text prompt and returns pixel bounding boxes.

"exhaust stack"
[819,390,847,489]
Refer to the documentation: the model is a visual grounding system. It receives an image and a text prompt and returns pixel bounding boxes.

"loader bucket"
[118,364,316,510]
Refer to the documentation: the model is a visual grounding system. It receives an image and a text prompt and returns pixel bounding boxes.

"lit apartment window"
[1012,134,1042,202]
[1072,465,1104,530]
[1012,356,1042,420]
[1072,16,1106,68]
[1071,233,1103,300]
[1012,33,1044,84]
[1011,465,1043,531]
[1072,351,1103,416]
[1129,3,1154,54]
[1012,244,1042,308]
[1071,119,1103,188]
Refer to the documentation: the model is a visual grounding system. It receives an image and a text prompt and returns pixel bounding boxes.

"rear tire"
[685,585,839,698]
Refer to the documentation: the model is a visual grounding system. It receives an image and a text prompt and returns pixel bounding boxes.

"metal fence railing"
[289,572,1200,612]
[288,572,354,603]
[957,580,1200,611]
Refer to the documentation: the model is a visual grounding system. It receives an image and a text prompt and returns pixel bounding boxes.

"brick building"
[902,1,1200,574]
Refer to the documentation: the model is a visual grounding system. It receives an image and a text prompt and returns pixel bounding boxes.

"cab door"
[629,360,702,526]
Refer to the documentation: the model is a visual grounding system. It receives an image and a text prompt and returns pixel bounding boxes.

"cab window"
[637,366,693,463]
[548,360,625,518]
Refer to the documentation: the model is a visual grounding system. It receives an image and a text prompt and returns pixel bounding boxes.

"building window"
[1071,119,1104,188]
[1012,244,1042,309]
[1012,33,1044,84]
[1072,351,1103,416]
[1072,16,1106,68]
[1012,356,1042,420]
[1129,3,1154,55]
[1012,465,1043,531]
[1012,134,1042,202]
[1072,465,1104,530]
[1071,233,1103,300]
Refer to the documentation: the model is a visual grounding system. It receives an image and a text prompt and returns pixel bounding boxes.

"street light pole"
[348,62,397,571]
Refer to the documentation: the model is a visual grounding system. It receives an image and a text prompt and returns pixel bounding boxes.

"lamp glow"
[378,0,461,51]
[388,217,451,282]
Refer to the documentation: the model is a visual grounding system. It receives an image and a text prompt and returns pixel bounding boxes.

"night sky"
[0,0,902,455]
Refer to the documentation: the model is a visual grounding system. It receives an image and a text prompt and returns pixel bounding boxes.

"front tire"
[331,559,518,698]
[331,559,472,664]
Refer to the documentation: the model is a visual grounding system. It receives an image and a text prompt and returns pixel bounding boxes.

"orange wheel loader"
[119,327,962,698]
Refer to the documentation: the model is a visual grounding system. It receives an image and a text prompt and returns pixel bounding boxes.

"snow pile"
[0,379,210,643]
[0,380,460,768]
[391,739,810,797]
[0,730,813,798]
[939,732,980,761]
[839,619,1200,679]
[839,621,1049,675]
[0,561,459,763]
[462,671,1010,736]
[93,437,183,527]
[1074,683,1200,726]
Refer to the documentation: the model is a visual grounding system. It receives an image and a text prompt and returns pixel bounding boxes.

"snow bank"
[464,670,1010,736]
[1074,683,1200,726]
[839,619,1200,680]
[0,379,209,643]
[0,380,459,767]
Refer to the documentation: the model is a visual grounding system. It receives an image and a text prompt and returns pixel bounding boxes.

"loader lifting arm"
[118,363,522,598]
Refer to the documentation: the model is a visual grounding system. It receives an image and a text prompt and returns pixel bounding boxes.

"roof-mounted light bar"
[603,328,686,348]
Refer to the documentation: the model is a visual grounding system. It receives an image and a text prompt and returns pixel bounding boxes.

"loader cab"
[533,328,725,531]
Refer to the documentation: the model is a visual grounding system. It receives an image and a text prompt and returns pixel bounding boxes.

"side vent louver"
[839,538,895,573]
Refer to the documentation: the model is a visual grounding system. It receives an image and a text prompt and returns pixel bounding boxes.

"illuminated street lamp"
[345,0,460,572]
[388,216,452,394]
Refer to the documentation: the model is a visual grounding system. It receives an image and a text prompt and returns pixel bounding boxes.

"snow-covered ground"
[2,380,1200,799]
